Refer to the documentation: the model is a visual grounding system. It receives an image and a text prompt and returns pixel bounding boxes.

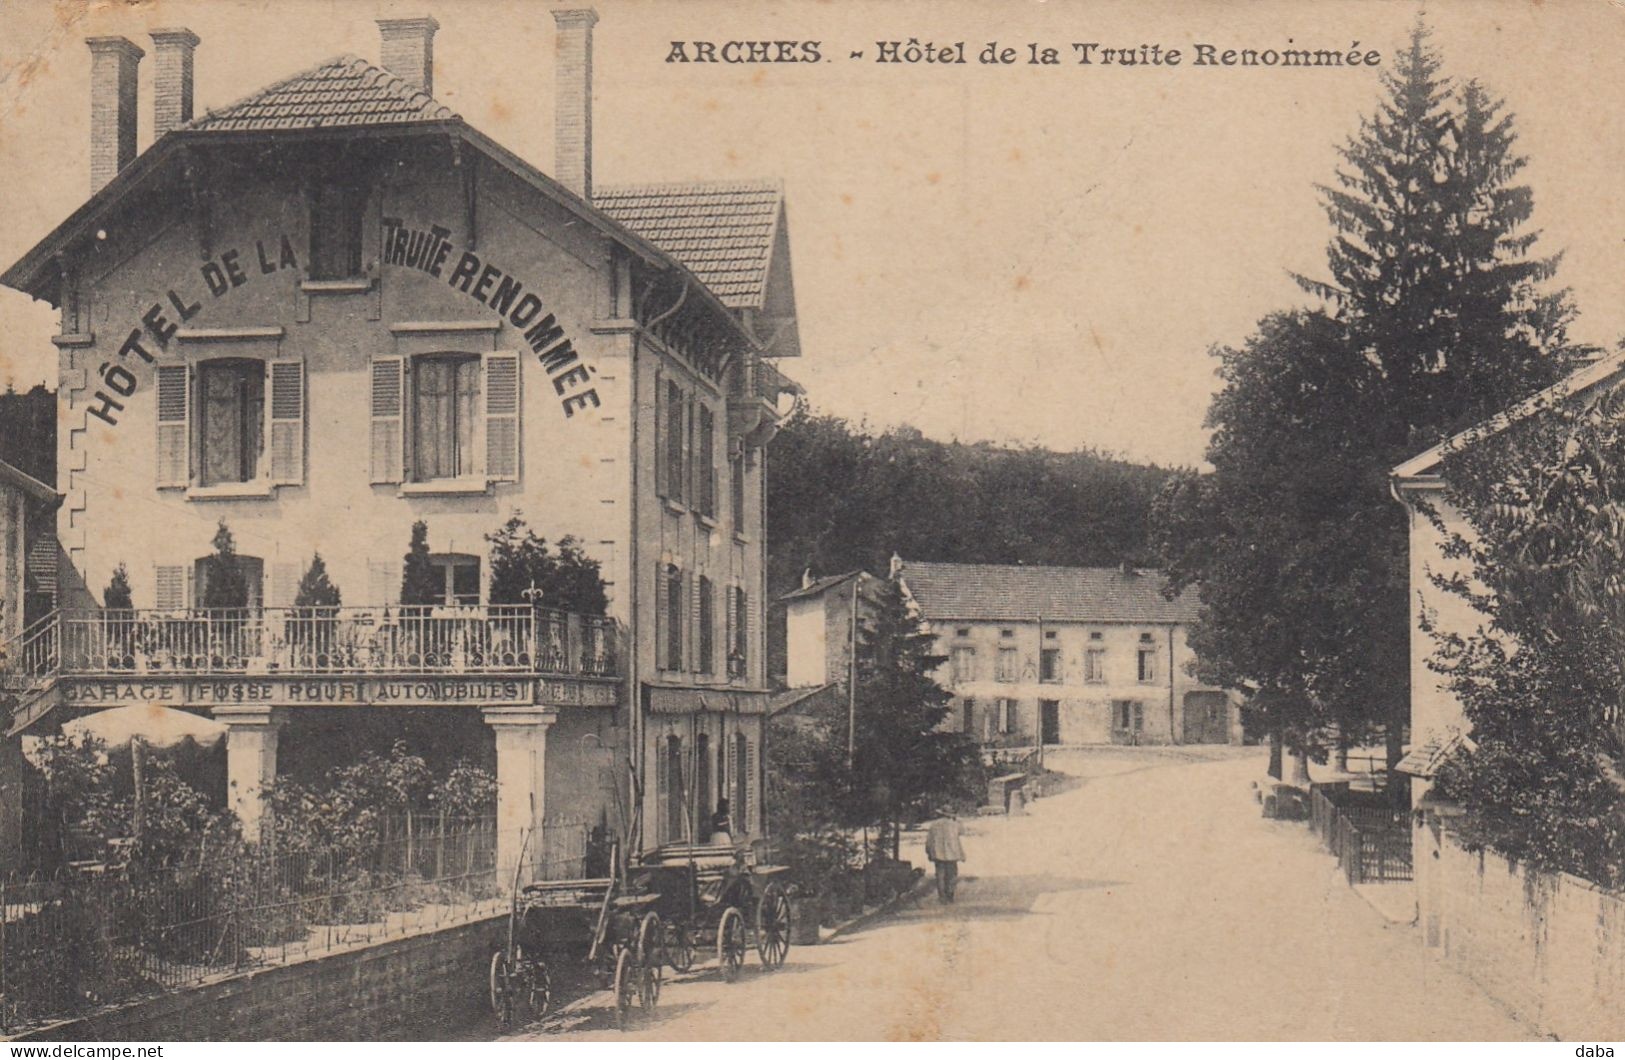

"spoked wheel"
[613,947,637,1031]
[755,882,792,969]
[489,949,516,1029]
[664,922,696,973]
[716,906,747,983]
[635,911,663,1012]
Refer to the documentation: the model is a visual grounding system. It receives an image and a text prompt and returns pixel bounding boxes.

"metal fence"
[1309,785,1413,885]
[0,818,551,1033]
[26,606,618,679]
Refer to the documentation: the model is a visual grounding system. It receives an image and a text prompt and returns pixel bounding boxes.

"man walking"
[924,807,966,904]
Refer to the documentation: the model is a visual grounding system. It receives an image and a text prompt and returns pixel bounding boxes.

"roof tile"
[593,180,783,310]
[187,54,457,133]
[898,560,1201,626]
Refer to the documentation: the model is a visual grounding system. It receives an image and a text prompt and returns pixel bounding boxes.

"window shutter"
[740,587,751,681]
[724,585,737,679]
[654,371,667,499]
[367,558,398,605]
[155,365,190,487]
[655,563,670,670]
[685,570,699,672]
[683,395,696,508]
[267,359,305,485]
[154,564,187,610]
[270,562,299,607]
[370,357,405,484]
[483,352,520,482]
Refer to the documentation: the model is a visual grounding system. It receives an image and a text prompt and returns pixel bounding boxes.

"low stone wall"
[1420,824,1625,1040]
[9,914,505,1042]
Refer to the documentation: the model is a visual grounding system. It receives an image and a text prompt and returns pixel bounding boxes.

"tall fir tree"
[1161,19,1580,772]
[200,521,249,610]
[400,521,440,607]
[294,553,341,608]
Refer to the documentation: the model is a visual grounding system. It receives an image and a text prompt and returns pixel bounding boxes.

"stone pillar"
[214,706,284,841]
[483,707,557,886]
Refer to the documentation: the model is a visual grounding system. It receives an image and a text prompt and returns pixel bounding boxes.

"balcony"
[729,357,801,446]
[5,605,619,681]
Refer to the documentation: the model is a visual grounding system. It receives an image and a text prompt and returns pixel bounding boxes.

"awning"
[1395,729,1473,778]
[644,685,769,715]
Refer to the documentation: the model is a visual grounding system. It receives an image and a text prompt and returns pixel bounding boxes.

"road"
[497,747,1535,1041]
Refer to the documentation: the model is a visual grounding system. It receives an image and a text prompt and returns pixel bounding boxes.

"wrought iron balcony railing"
[1,606,619,682]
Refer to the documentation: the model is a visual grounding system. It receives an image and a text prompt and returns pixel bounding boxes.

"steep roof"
[779,570,866,603]
[187,54,457,132]
[897,560,1199,625]
[1392,350,1625,482]
[593,181,783,310]
[0,458,57,504]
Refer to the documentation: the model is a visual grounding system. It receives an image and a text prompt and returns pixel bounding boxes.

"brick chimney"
[377,16,438,96]
[150,28,200,139]
[86,36,142,193]
[551,7,597,200]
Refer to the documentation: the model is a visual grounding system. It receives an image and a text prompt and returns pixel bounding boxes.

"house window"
[1114,700,1144,732]
[996,646,1018,682]
[191,554,264,609]
[733,733,749,835]
[1040,647,1061,682]
[955,627,970,638]
[1138,645,1158,683]
[1085,648,1106,684]
[951,646,977,683]
[661,735,685,843]
[1044,630,1057,639]
[1089,630,1103,641]
[411,355,480,482]
[962,696,975,734]
[999,629,1014,639]
[698,575,715,675]
[732,586,749,677]
[309,182,365,280]
[660,563,684,671]
[998,698,1017,734]
[428,553,480,607]
[664,380,685,504]
[695,733,712,828]
[697,405,716,518]
[197,359,264,485]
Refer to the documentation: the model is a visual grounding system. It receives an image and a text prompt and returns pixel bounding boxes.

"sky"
[0,0,1620,468]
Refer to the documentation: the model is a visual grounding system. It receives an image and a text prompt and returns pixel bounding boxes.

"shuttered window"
[734,587,749,680]
[732,733,748,837]
[659,563,683,672]
[370,357,405,483]
[411,355,480,482]
[697,405,716,518]
[267,360,305,485]
[697,575,714,675]
[155,365,190,487]
[744,734,758,835]
[724,585,737,679]
[665,380,684,505]
[269,562,300,608]
[483,352,520,482]
[367,558,400,605]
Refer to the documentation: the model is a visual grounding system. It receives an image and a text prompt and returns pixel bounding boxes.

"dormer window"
[309,182,365,280]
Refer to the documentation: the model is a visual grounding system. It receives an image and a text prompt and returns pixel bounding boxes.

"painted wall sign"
[87,234,300,429]
[59,675,531,707]
[537,677,619,707]
[380,217,600,420]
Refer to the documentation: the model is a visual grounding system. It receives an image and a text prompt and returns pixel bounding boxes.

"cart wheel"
[755,882,792,969]
[639,959,662,1012]
[717,906,747,983]
[637,911,664,969]
[489,949,514,1028]
[664,922,696,973]
[613,947,637,1031]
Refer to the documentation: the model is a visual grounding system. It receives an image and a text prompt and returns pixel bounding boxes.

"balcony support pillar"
[214,705,284,841]
[483,706,557,886]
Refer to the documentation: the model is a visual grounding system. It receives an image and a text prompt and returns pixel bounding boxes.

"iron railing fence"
[26,606,617,679]
[1310,786,1413,885]
[0,817,589,1033]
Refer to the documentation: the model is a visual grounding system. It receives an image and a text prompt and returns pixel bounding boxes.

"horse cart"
[633,844,793,982]
[488,846,666,1032]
